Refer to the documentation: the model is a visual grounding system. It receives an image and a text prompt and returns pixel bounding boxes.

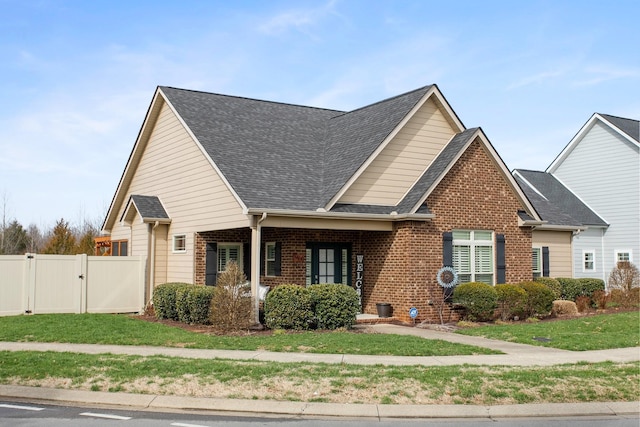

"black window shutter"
[443,232,453,267]
[542,246,550,277]
[496,234,506,284]
[274,242,282,276]
[205,242,217,286]
[243,243,251,280]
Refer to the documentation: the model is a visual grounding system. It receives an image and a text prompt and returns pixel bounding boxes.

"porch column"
[250,214,264,324]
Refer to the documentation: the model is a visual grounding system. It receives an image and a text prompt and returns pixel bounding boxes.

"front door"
[306,243,351,285]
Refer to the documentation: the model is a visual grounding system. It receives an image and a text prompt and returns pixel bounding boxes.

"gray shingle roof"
[513,170,607,227]
[128,195,170,220]
[160,85,433,212]
[599,113,639,143]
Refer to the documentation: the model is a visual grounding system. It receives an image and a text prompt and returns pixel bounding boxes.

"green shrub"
[152,282,192,320]
[308,284,360,330]
[209,261,253,331]
[534,277,562,299]
[452,282,498,321]
[264,284,313,330]
[175,286,192,323]
[185,286,215,324]
[557,277,605,301]
[518,281,554,317]
[495,284,526,321]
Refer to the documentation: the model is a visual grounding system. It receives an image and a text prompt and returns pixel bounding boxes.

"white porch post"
[250,214,263,324]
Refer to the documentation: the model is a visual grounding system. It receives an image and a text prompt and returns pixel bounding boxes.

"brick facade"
[194,138,532,324]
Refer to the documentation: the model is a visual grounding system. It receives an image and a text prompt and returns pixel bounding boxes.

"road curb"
[1,385,638,419]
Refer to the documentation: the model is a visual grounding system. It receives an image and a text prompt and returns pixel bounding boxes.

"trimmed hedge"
[534,277,562,299]
[452,282,498,321]
[185,286,215,324]
[152,283,214,324]
[495,284,526,321]
[518,281,555,317]
[152,282,192,320]
[264,284,313,330]
[556,277,605,301]
[308,283,360,330]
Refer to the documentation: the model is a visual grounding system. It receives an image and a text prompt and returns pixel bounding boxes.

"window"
[452,230,494,285]
[583,250,595,272]
[532,247,542,279]
[111,240,128,256]
[615,251,632,263]
[218,243,242,272]
[172,234,186,253]
[305,243,351,286]
[265,242,276,276]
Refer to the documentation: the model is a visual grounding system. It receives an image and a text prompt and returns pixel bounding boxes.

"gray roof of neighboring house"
[128,195,170,220]
[600,113,639,143]
[160,85,435,213]
[513,169,607,227]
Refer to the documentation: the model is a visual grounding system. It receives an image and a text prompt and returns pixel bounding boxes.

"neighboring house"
[513,169,602,278]
[102,84,543,322]
[516,113,639,285]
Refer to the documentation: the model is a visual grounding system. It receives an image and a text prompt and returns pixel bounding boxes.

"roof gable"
[121,195,171,224]
[548,113,640,173]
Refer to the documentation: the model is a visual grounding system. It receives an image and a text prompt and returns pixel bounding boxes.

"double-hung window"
[583,250,595,272]
[218,243,242,272]
[265,242,277,277]
[532,247,542,279]
[615,251,631,263]
[452,230,494,285]
[172,234,186,253]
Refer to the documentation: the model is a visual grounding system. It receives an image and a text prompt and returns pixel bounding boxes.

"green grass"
[0,351,637,405]
[457,311,640,351]
[0,314,498,356]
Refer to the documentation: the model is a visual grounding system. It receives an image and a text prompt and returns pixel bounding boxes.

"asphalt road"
[1,400,638,427]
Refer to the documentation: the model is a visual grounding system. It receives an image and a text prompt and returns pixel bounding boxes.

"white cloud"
[258,0,343,37]
[573,64,640,86]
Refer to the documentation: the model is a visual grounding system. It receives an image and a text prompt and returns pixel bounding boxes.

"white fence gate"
[0,254,146,316]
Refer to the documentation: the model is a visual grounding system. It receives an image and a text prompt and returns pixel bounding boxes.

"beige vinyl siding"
[109,100,247,283]
[154,225,168,286]
[131,219,148,257]
[339,97,456,205]
[261,216,393,231]
[532,230,573,278]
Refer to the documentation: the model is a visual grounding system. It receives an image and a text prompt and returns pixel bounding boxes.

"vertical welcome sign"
[355,254,364,308]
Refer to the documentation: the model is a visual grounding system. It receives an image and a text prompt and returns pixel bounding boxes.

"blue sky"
[1,0,638,228]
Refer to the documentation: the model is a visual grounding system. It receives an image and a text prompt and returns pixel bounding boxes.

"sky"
[1,0,639,229]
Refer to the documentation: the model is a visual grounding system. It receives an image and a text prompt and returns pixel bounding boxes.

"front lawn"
[457,311,640,351]
[0,313,498,356]
[0,351,636,405]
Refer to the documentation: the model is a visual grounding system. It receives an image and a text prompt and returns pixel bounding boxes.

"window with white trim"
[583,250,595,272]
[532,247,542,279]
[452,230,494,285]
[615,250,632,263]
[265,242,276,277]
[172,234,186,253]
[218,243,242,272]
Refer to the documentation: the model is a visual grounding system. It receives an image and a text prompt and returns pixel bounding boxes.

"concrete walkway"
[1,324,639,419]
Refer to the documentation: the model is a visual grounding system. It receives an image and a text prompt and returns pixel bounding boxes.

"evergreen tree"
[43,219,77,255]
[1,219,28,254]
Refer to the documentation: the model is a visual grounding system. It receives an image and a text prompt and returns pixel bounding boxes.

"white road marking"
[171,423,211,427]
[0,403,45,411]
[79,412,132,420]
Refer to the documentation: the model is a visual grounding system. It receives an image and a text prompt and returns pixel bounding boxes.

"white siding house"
[547,113,640,285]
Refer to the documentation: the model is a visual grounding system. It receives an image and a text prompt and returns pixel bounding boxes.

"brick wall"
[361,138,532,323]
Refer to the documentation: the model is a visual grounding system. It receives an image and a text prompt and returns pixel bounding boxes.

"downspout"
[251,213,267,324]
[601,227,606,288]
[149,221,159,306]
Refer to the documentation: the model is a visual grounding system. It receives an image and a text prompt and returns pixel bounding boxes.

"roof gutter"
[245,208,434,222]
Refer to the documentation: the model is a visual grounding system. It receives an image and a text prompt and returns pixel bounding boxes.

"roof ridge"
[329,84,433,118]
[598,112,639,123]
[159,86,345,115]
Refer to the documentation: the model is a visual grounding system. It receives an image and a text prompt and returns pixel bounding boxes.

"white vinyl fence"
[0,254,146,316]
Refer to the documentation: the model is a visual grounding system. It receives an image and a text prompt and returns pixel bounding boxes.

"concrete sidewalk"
[0,324,638,419]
